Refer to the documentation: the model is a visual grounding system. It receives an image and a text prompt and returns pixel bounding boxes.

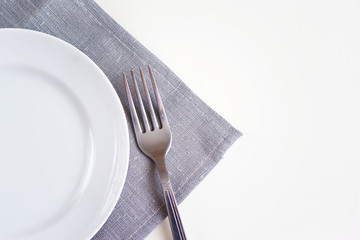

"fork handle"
[158,164,187,240]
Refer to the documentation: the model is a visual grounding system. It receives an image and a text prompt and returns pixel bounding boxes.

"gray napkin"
[0,0,242,239]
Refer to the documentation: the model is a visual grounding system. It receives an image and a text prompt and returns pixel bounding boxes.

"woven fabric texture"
[0,0,242,239]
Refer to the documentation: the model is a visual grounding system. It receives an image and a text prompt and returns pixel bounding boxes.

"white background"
[95,0,360,239]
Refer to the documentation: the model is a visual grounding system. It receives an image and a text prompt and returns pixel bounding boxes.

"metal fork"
[123,65,186,240]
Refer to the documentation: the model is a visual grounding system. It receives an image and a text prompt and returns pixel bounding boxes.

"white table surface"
[95,0,360,239]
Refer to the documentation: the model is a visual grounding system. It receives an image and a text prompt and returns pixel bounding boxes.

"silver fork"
[123,65,187,240]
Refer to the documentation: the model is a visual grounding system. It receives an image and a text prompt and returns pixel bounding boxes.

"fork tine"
[131,70,151,132]
[123,72,142,134]
[147,65,168,126]
[140,67,159,129]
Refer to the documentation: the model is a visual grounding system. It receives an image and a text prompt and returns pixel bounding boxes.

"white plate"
[0,29,129,240]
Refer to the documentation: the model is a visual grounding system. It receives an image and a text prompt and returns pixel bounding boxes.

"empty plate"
[0,29,129,240]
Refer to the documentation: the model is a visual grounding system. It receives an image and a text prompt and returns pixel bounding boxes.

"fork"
[123,65,187,240]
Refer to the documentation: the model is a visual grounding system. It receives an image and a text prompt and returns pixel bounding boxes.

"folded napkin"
[0,0,242,239]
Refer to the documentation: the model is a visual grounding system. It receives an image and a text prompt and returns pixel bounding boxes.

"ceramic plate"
[0,29,129,240]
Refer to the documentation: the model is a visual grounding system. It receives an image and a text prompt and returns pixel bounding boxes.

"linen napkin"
[0,0,242,239]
